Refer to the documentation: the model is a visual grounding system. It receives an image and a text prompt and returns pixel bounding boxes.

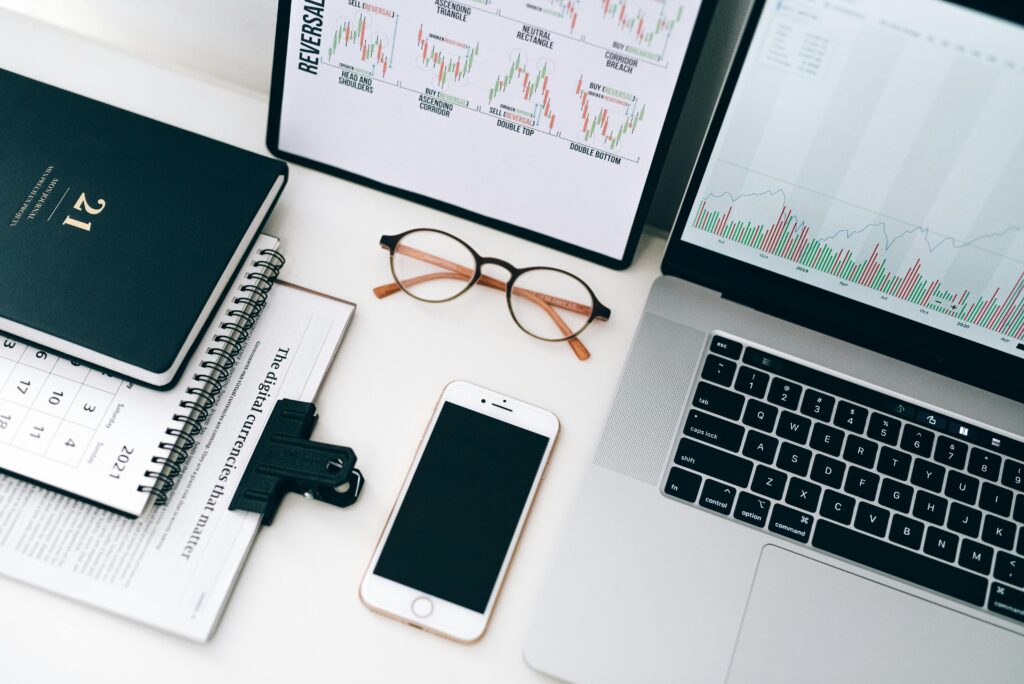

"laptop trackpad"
[726,545,1023,683]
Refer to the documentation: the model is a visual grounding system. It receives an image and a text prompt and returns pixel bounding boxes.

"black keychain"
[229,399,364,525]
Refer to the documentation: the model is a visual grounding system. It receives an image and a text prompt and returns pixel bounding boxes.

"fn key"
[664,467,701,502]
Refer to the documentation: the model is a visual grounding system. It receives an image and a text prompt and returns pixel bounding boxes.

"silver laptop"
[525,0,1024,681]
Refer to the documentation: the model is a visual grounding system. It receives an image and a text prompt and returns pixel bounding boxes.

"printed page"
[0,283,354,640]
[0,234,282,516]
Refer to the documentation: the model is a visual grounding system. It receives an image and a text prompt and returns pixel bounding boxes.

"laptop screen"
[677,0,1024,361]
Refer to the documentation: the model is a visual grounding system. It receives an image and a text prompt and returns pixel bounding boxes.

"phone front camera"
[481,399,486,403]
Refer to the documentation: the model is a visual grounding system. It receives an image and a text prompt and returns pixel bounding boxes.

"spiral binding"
[138,248,285,505]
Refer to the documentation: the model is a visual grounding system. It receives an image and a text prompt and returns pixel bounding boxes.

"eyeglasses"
[373,229,611,360]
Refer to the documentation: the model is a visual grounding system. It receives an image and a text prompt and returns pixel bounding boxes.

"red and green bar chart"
[692,199,1024,341]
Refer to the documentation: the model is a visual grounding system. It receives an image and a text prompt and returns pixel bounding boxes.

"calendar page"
[0,234,281,516]
[0,337,182,513]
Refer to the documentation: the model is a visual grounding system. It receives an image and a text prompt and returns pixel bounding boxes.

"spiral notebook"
[0,234,285,518]
[0,269,354,640]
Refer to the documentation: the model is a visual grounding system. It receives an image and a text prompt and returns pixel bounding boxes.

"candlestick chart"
[488,53,557,131]
[599,0,685,58]
[416,25,480,88]
[575,76,645,149]
[326,10,397,77]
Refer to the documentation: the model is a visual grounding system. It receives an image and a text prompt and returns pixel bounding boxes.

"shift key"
[683,409,745,452]
[675,438,752,488]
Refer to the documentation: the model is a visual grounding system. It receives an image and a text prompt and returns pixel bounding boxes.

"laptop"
[524,0,1024,681]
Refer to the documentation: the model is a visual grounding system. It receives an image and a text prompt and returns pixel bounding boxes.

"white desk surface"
[0,12,669,683]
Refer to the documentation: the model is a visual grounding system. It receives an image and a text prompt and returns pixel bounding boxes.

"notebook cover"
[0,69,287,382]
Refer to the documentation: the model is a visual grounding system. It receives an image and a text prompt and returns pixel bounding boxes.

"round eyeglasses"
[373,229,611,360]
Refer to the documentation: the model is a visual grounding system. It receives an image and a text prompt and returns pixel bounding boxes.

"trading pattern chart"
[681,0,1024,356]
[279,0,702,260]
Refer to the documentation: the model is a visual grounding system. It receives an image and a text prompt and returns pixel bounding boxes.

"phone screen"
[374,401,550,613]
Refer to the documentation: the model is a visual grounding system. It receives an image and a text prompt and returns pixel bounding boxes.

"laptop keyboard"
[664,333,1024,626]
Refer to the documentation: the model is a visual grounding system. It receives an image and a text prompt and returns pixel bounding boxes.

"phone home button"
[411,597,433,618]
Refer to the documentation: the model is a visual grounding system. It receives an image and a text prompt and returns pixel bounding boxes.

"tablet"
[268,0,713,268]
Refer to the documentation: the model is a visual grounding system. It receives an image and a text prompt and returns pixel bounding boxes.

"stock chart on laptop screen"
[681,0,1024,359]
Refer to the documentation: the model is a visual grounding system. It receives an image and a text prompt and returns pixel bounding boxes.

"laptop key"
[699,479,736,515]
[800,389,834,422]
[776,411,811,444]
[923,526,958,563]
[888,514,924,549]
[968,448,1001,482]
[980,483,1013,517]
[910,458,945,493]
[734,492,770,528]
[994,552,1024,588]
[821,490,855,525]
[912,490,947,526]
[982,515,1016,551]
[990,583,1024,624]
[777,442,812,477]
[959,539,993,575]
[1015,494,1024,524]
[867,413,900,446]
[854,502,889,537]
[674,438,752,487]
[710,335,742,360]
[785,478,821,513]
[692,381,744,421]
[810,422,844,457]
[751,465,787,500]
[742,431,778,464]
[946,470,979,504]
[845,466,879,501]
[842,435,877,468]
[812,521,987,607]
[701,354,736,387]
[767,504,813,543]
[878,478,913,514]
[767,378,801,410]
[948,503,982,538]
[683,410,744,452]
[834,401,868,434]
[735,366,769,398]
[664,467,701,502]
[1004,461,1024,493]
[901,425,935,457]
[742,399,777,432]
[877,447,911,480]
[935,436,968,470]
[810,454,845,488]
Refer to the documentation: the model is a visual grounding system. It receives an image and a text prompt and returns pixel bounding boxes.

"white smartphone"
[360,380,559,643]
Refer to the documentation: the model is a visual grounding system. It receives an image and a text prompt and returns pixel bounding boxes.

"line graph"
[692,189,1024,340]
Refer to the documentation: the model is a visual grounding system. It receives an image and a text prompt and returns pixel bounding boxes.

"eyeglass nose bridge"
[477,256,517,274]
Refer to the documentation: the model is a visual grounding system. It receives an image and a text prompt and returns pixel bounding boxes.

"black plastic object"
[229,399,363,525]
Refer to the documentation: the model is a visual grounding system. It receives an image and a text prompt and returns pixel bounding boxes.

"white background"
[0,7,668,683]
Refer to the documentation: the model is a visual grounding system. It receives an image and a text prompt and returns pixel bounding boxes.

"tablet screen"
[272,0,707,265]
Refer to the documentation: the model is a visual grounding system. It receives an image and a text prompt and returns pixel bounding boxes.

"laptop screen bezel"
[661,0,1024,403]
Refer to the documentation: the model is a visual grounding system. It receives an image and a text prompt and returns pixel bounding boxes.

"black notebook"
[0,69,287,388]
